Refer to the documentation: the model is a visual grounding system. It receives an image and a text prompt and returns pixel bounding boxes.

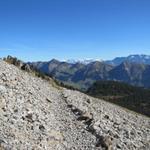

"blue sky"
[0,0,150,61]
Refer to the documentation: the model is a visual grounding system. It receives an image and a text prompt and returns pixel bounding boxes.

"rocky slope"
[0,60,150,150]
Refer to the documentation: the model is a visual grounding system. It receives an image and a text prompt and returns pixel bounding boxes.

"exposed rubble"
[0,60,150,149]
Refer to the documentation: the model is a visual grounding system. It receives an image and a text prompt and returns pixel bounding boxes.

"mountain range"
[65,59,103,64]
[105,54,150,66]
[28,54,150,90]
[65,54,150,65]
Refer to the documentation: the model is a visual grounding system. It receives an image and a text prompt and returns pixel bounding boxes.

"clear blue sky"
[0,0,150,61]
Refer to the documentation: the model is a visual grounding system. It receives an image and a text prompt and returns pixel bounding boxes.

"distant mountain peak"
[105,54,150,66]
[65,59,103,64]
[49,58,60,63]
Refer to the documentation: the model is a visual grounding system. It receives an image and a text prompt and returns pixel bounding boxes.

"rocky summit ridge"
[0,60,150,150]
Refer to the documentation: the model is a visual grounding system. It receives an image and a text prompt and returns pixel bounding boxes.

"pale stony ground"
[0,60,150,150]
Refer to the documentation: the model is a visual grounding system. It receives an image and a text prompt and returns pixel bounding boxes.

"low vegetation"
[87,80,150,117]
